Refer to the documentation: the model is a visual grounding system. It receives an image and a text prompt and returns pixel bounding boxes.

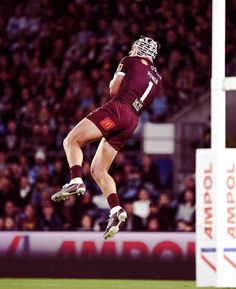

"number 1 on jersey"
[140,81,153,102]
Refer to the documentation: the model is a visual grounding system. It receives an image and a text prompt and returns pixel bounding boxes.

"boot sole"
[51,187,85,202]
[103,212,127,240]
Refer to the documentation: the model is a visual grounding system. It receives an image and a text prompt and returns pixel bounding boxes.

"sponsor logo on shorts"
[99,117,116,131]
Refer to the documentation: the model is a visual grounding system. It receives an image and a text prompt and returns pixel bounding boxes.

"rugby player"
[51,36,162,239]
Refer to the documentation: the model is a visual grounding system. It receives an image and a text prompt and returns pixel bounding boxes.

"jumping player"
[51,36,162,239]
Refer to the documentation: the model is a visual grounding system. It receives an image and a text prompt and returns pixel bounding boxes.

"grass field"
[0,279,234,289]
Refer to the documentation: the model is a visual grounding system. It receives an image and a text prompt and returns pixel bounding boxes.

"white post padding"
[216,149,236,287]
[196,149,236,287]
[196,149,217,287]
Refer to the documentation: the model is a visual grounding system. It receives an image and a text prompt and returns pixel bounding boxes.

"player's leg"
[90,138,117,198]
[90,138,127,239]
[63,117,102,168]
[51,118,103,202]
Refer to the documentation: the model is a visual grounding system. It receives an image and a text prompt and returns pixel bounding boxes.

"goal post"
[196,0,236,287]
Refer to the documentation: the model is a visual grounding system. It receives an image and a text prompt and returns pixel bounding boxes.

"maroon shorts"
[86,100,138,151]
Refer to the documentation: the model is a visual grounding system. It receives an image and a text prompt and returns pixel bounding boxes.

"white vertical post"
[211,0,227,286]
[197,0,227,287]
[211,0,226,286]
[211,0,225,150]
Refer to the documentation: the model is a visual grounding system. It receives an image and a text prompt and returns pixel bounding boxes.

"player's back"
[115,56,162,115]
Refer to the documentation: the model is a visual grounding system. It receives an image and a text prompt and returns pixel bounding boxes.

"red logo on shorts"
[99,117,116,131]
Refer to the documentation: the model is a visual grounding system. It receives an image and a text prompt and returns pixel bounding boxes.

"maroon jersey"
[114,56,162,115]
[86,56,162,151]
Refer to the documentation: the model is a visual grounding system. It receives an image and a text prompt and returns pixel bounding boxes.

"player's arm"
[109,57,130,97]
[109,74,124,97]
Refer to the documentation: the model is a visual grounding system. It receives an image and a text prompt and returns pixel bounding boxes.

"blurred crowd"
[0,0,235,232]
[0,145,196,232]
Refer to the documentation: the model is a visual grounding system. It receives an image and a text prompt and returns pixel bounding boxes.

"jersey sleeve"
[115,57,132,76]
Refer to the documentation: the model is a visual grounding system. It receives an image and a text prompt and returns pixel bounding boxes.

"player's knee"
[63,133,81,149]
[63,136,72,151]
[63,137,68,150]
[63,135,75,150]
[90,165,104,182]
[90,165,97,180]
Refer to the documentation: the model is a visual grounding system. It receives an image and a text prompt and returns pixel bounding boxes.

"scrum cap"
[134,36,161,59]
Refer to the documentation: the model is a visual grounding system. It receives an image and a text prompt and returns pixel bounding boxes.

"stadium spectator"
[51,159,68,187]
[39,203,63,231]
[0,176,12,214]
[18,176,33,208]
[140,154,161,191]
[122,165,143,200]
[77,214,94,232]
[176,219,194,232]
[4,217,17,231]
[60,196,78,231]
[175,189,195,231]
[121,201,144,231]
[146,217,160,232]
[18,204,38,231]
[3,200,18,223]
[157,193,176,231]
[146,201,162,231]
[178,175,195,203]
[19,155,30,176]
[5,120,19,152]
[30,178,51,210]
[147,201,159,220]
[133,187,151,221]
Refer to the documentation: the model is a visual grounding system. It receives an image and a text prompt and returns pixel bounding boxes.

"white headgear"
[134,36,161,59]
